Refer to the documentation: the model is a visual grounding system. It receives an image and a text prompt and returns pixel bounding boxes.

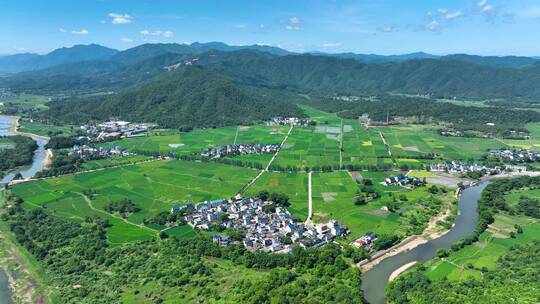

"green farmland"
[104,125,288,156]
[423,187,540,282]
[10,160,258,243]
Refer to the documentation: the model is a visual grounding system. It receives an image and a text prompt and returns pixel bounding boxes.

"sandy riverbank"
[388,261,417,282]
[359,190,458,272]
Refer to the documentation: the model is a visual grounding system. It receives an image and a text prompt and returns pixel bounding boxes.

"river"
[0,115,48,303]
[0,115,49,186]
[361,182,489,304]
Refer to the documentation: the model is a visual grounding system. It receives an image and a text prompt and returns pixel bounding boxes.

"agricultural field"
[10,160,258,243]
[245,171,310,220]
[341,120,388,167]
[103,125,288,161]
[0,94,49,112]
[424,187,540,282]
[501,122,540,149]
[274,126,341,169]
[425,213,540,282]
[375,124,508,161]
[80,155,153,170]
[18,119,78,137]
[311,171,452,239]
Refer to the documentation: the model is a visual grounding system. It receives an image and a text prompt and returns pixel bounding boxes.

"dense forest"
[42,66,305,129]
[1,203,363,303]
[5,46,540,101]
[0,136,37,175]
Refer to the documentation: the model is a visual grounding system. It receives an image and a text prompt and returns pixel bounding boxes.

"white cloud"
[120,38,133,43]
[425,20,440,31]
[445,11,462,20]
[108,13,134,25]
[58,28,66,33]
[289,17,301,25]
[71,29,89,35]
[162,31,174,38]
[322,43,342,48]
[477,0,495,14]
[437,8,448,15]
[286,16,303,31]
[140,30,174,38]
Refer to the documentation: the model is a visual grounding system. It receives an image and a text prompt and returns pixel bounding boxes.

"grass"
[104,125,287,156]
[80,155,153,170]
[375,124,508,161]
[311,171,449,239]
[10,160,258,243]
[18,120,78,137]
[0,94,49,111]
[246,171,310,220]
[424,187,540,282]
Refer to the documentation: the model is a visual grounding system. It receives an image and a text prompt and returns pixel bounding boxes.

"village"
[265,116,313,127]
[201,143,280,158]
[80,120,156,141]
[489,148,540,162]
[177,196,348,253]
[428,160,529,175]
[69,144,132,161]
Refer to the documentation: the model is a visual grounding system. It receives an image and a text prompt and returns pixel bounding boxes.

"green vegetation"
[0,135,37,176]
[10,160,257,243]
[0,94,49,115]
[387,177,540,303]
[44,66,304,129]
[1,204,363,303]
[18,119,78,137]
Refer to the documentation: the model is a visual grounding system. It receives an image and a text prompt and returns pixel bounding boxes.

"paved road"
[305,171,313,224]
[239,124,294,194]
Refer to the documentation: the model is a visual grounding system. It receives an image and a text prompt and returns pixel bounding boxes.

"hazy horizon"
[3,0,540,57]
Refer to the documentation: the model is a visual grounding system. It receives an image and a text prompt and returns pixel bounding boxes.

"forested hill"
[201,53,540,99]
[6,48,540,101]
[43,66,304,129]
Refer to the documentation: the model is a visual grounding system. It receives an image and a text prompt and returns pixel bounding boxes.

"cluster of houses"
[266,116,312,127]
[384,175,423,187]
[490,149,540,162]
[179,197,348,253]
[81,120,156,141]
[430,161,501,174]
[70,145,131,160]
[201,143,280,159]
[0,88,14,99]
[351,232,378,251]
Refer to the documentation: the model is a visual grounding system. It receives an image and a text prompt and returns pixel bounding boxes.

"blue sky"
[2,0,540,56]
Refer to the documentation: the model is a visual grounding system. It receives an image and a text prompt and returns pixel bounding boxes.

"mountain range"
[2,42,539,74]
[3,42,540,129]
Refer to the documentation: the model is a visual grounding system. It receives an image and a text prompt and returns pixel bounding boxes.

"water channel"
[361,182,489,304]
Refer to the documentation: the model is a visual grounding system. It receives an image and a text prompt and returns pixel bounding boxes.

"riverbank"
[0,191,48,303]
[358,189,458,272]
[388,261,416,282]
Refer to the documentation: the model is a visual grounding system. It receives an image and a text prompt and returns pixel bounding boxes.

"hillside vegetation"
[44,66,304,129]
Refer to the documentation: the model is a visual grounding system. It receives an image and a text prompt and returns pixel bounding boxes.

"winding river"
[0,115,48,303]
[361,182,489,304]
[0,115,49,186]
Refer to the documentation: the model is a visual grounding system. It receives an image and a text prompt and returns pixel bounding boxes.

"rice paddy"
[10,160,258,243]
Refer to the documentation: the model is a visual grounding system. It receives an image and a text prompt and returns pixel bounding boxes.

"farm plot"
[102,125,288,163]
[426,214,540,282]
[311,171,453,239]
[11,160,258,243]
[341,121,388,167]
[376,124,507,161]
[274,126,341,169]
[245,171,309,220]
